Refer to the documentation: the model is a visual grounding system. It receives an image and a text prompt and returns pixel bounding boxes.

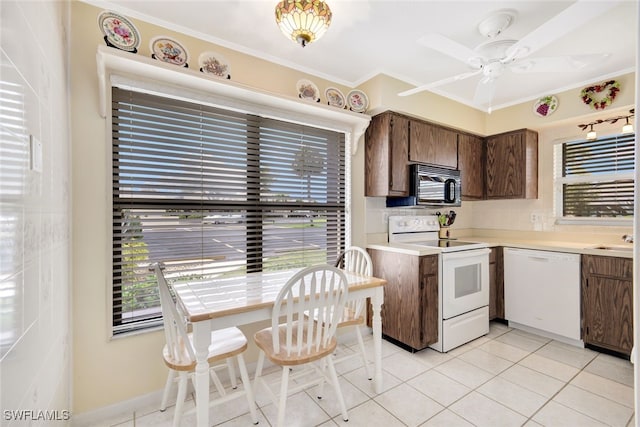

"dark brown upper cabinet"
[409,120,458,169]
[365,112,410,197]
[485,129,538,199]
[457,133,485,200]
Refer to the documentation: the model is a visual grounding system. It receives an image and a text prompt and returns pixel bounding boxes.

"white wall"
[0,0,72,421]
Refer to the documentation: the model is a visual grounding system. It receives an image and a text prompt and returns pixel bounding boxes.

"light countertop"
[367,237,633,259]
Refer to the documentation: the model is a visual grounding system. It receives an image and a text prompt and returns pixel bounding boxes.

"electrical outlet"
[530,213,541,223]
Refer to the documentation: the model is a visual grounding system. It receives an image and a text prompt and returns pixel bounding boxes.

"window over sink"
[554,132,634,224]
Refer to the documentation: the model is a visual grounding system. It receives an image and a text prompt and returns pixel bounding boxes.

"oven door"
[441,248,490,319]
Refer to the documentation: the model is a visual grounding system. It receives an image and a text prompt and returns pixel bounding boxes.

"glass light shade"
[586,126,597,140]
[622,118,634,134]
[275,0,332,47]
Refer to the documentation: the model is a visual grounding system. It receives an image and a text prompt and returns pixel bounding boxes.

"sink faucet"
[622,234,634,243]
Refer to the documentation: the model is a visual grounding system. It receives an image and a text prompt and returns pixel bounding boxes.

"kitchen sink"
[589,245,634,252]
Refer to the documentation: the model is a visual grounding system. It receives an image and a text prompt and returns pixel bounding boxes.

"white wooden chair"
[155,263,258,426]
[253,265,350,427]
[334,246,374,379]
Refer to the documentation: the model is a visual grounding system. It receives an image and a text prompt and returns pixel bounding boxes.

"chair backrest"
[335,246,372,276]
[271,265,349,357]
[155,263,196,365]
[335,247,372,319]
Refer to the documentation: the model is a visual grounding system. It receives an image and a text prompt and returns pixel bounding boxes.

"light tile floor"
[110,322,635,426]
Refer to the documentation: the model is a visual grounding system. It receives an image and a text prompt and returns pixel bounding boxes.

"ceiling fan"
[398,1,619,108]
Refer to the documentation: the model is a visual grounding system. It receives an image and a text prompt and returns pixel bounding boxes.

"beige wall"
[71,1,370,414]
[71,0,636,415]
[1,0,72,419]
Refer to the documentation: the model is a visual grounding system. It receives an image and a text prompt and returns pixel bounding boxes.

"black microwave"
[386,164,462,207]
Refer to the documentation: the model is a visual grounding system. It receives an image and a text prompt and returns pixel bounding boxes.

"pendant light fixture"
[578,108,635,140]
[275,0,332,47]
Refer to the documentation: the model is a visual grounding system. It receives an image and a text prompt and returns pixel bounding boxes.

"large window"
[555,132,634,221]
[111,87,346,334]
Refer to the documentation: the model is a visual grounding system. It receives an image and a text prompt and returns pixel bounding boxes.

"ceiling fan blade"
[504,1,621,61]
[398,69,482,97]
[510,54,611,73]
[473,77,497,106]
[417,33,480,65]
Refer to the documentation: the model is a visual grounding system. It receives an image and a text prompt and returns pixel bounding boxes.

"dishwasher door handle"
[528,256,551,262]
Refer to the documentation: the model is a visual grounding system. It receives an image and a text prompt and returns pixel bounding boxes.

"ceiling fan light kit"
[275,0,332,47]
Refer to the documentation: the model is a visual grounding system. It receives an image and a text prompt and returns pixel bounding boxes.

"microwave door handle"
[444,178,456,203]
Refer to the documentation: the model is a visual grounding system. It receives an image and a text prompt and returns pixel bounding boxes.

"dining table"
[169,266,386,427]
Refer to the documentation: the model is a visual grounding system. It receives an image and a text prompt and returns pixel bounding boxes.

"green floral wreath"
[581,80,620,110]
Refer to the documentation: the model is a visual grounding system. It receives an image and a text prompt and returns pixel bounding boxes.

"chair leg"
[210,369,227,397]
[316,358,327,399]
[173,372,189,427]
[253,350,265,392]
[236,353,259,424]
[160,369,176,411]
[355,326,372,380]
[227,358,238,389]
[276,367,290,427]
[326,356,348,422]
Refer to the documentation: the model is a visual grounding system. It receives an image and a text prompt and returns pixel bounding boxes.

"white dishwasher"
[504,248,581,342]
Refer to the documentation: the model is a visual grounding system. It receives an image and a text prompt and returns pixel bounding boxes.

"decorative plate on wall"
[533,95,558,117]
[198,51,231,79]
[347,90,369,113]
[98,11,140,52]
[150,36,189,67]
[296,79,320,103]
[325,87,346,109]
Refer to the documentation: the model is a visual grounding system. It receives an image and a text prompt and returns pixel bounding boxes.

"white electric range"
[388,215,490,352]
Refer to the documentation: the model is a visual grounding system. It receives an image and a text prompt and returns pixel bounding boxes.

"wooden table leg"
[192,321,211,427]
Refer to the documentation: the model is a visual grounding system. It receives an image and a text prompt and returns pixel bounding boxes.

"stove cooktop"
[405,239,489,252]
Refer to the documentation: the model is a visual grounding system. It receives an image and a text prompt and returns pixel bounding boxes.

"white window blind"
[557,133,634,219]
[111,87,346,334]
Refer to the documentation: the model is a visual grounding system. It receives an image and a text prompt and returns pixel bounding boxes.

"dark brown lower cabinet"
[367,249,438,351]
[581,255,633,356]
[488,247,504,320]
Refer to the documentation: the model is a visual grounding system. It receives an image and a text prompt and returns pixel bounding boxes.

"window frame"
[97,46,370,337]
[553,131,635,226]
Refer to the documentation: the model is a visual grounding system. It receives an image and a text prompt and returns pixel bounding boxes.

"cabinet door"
[409,120,457,168]
[582,255,633,355]
[389,115,410,195]
[419,255,439,346]
[486,132,524,198]
[458,133,484,200]
[365,113,409,196]
[368,249,438,350]
[368,249,421,347]
[486,129,537,199]
[488,248,497,320]
[488,247,504,320]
